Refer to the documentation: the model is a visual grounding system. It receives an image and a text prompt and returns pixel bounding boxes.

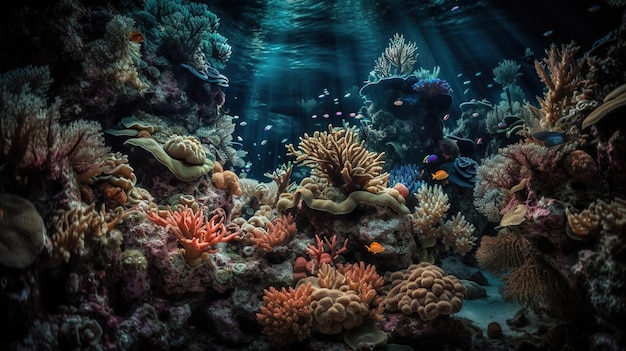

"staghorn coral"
[146,206,240,266]
[534,41,585,129]
[372,33,418,78]
[286,124,388,195]
[256,283,314,345]
[383,262,467,321]
[249,213,297,253]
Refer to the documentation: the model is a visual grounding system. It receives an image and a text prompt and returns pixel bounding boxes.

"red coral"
[249,213,297,253]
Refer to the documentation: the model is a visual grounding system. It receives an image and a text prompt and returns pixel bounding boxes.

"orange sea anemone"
[129,31,144,43]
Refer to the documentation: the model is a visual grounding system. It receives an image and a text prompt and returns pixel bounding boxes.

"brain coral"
[163,135,207,165]
[384,262,467,321]
[309,287,370,334]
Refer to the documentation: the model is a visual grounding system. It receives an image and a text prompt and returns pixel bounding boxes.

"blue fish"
[533,131,565,147]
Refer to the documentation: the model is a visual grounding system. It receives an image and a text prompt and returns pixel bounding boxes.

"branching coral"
[373,33,418,78]
[256,283,314,345]
[146,206,239,266]
[50,202,127,265]
[286,125,389,195]
[249,213,297,253]
[534,41,585,129]
[410,184,477,257]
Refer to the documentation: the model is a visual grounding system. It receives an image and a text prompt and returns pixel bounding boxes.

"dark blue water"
[204,0,623,177]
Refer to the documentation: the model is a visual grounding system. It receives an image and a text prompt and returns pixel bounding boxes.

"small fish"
[476,137,483,145]
[497,121,508,129]
[588,5,601,13]
[543,30,554,37]
[394,100,404,106]
[365,242,385,254]
[260,139,267,145]
[129,31,144,43]
[463,80,471,85]
[318,94,325,98]
[471,112,480,117]
[423,154,438,163]
[281,138,289,143]
[463,88,470,95]
[487,83,494,88]
[237,136,244,142]
[322,113,330,118]
[233,115,240,119]
[239,121,248,126]
[333,97,339,102]
[323,88,329,95]
[335,111,343,116]
[450,5,459,11]
[432,170,449,181]
[533,131,565,147]
[344,92,351,98]
[264,124,273,131]
[475,72,482,77]
[311,114,318,119]
[457,73,463,78]
[442,113,450,121]
[349,112,356,117]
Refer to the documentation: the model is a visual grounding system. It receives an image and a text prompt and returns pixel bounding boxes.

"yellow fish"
[431,170,449,181]
[365,242,385,254]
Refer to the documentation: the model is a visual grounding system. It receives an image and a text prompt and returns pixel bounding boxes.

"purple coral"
[412,78,452,97]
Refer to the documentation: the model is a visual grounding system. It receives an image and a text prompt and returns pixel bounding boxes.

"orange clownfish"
[365,242,385,254]
[129,31,144,43]
[431,170,449,181]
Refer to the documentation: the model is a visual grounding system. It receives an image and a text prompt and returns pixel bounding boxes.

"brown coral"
[286,125,388,195]
[383,262,467,321]
[256,283,314,345]
[309,287,370,334]
[476,229,531,273]
[563,150,598,184]
[534,41,585,128]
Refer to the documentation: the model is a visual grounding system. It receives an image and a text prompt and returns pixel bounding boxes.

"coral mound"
[384,262,467,321]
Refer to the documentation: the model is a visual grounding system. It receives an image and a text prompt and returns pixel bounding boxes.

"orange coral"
[211,161,243,196]
[249,213,297,252]
[146,206,239,266]
[256,283,314,345]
